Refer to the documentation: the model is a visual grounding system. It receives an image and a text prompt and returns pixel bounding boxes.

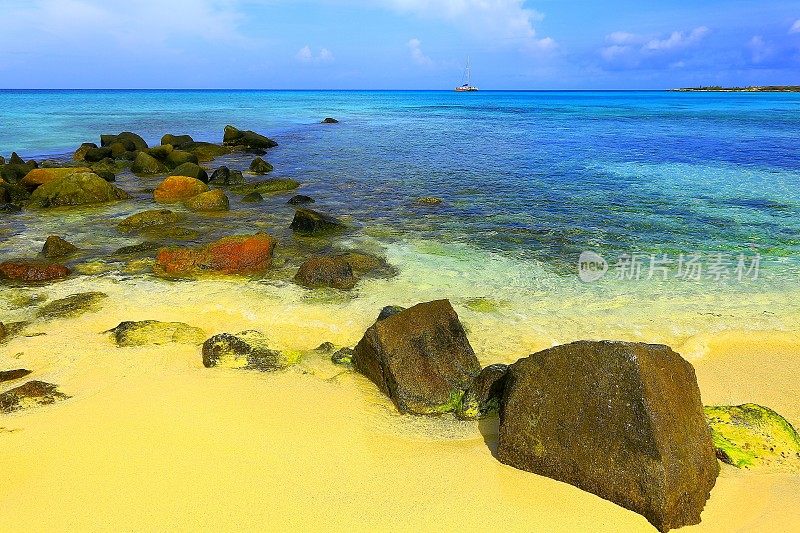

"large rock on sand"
[0,381,69,413]
[107,320,206,347]
[155,233,276,276]
[704,403,800,471]
[497,340,719,532]
[202,331,296,370]
[28,172,130,208]
[223,125,278,149]
[352,300,481,415]
[153,175,209,203]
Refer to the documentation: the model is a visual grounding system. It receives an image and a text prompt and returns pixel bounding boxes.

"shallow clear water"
[1,90,799,348]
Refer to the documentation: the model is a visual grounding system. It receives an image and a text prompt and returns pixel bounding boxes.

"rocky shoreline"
[2,123,799,532]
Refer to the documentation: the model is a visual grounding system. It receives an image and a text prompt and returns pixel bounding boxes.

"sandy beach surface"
[2,272,798,532]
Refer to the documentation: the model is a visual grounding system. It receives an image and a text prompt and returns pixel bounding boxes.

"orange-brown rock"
[153,175,209,204]
[155,233,275,276]
[21,167,92,189]
[0,260,70,282]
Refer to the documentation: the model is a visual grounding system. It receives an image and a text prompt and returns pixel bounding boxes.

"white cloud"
[407,38,433,66]
[383,0,555,52]
[748,35,771,63]
[791,20,800,34]
[644,26,709,51]
[297,45,335,63]
[601,26,710,66]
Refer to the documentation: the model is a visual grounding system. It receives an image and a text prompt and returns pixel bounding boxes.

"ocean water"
[1,90,799,350]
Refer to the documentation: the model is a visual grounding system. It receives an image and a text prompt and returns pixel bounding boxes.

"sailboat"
[454,58,479,92]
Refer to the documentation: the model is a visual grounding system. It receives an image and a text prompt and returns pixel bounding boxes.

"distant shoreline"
[670,86,800,93]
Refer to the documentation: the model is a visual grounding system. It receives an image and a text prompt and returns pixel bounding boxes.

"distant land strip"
[670,86,800,92]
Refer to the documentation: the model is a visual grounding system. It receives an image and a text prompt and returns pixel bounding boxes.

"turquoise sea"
[1,90,799,348]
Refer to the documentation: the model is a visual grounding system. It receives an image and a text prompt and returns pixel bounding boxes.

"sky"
[0,0,799,89]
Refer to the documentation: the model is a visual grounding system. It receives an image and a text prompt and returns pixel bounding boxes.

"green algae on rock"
[28,172,130,208]
[232,178,299,195]
[456,363,508,420]
[131,151,167,175]
[36,292,108,319]
[0,381,69,414]
[107,320,206,347]
[249,157,274,174]
[704,404,800,471]
[41,236,79,259]
[202,331,298,371]
[169,162,209,183]
[117,209,185,232]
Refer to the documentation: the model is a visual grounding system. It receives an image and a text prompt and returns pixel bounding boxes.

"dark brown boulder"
[223,125,278,149]
[321,117,339,124]
[352,299,481,415]
[294,256,356,290]
[0,381,69,413]
[41,235,78,258]
[497,340,719,532]
[290,208,346,234]
[456,363,508,420]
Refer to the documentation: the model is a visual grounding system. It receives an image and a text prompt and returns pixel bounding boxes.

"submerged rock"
[337,252,396,278]
[704,404,800,471]
[294,256,356,290]
[41,236,78,258]
[415,196,443,206]
[153,175,209,203]
[287,194,314,205]
[0,261,70,283]
[37,292,108,319]
[155,233,276,276]
[169,162,208,183]
[223,125,278,149]
[497,340,719,533]
[184,189,229,212]
[0,381,69,413]
[112,241,161,257]
[321,117,339,124]
[202,331,296,370]
[241,192,263,203]
[290,208,346,235]
[232,178,299,195]
[0,369,32,383]
[352,300,480,415]
[107,320,206,347]
[249,157,273,174]
[209,166,245,186]
[28,172,130,208]
[456,363,508,420]
[131,151,167,175]
[118,209,185,232]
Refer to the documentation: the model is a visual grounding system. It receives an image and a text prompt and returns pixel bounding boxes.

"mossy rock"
[241,192,263,203]
[73,143,98,161]
[28,172,130,208]
[41,236,78,258]
[705,404,800,470]
[232,178,299,195]
[83,147,113,163]
[202,331,298,370]
[131,151,167,175]
[161,134,193,147]
[0,181,31,204]
[169,162,209,183]
[118,209,185,232]
[184,190,229,212]
[148,144,174,160]
[0,381,69,413]
[36,292,108,319]
[223,125,278,149]
[165,149,199,168]
[181,142,232,162]
[249,157,273,174]
[209,166,245,186]
[106,320,206,347]
[112,241,161,257]
[100,132,148,152]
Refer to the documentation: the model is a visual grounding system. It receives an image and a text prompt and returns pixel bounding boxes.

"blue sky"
[1,0,799,89]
